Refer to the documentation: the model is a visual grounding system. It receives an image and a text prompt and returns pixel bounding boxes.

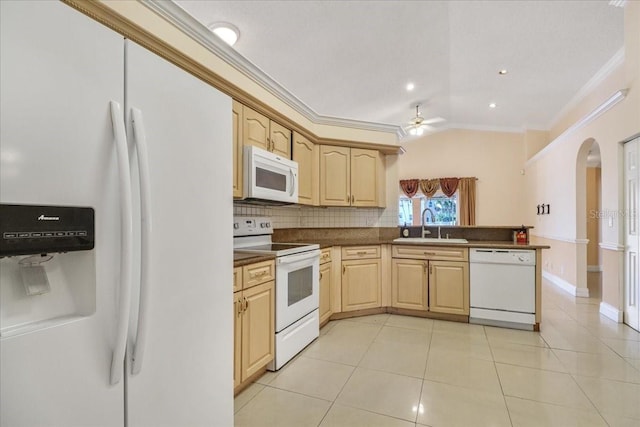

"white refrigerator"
[0,1,233,426]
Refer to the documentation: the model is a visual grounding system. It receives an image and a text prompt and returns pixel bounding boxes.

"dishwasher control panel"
[470,249,535,265]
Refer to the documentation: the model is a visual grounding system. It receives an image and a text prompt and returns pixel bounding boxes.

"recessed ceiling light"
[207,22,240,46]
[489,103,497,108]
[498,69,508,75]
[406,82,415,91]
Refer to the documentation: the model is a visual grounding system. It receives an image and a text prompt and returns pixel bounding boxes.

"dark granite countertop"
[233,253,276,268]
[275,238,549,250]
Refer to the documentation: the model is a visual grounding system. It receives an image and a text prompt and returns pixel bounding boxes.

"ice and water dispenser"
[1,204,96,337]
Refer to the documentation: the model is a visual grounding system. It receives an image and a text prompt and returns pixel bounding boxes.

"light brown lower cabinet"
[233,292,242,389]
[429,260,469,315]
[391,258,469,315]
[234,280,275,390]
[341,258,381,312]
[319,261,333,324]
[391,259,428,311]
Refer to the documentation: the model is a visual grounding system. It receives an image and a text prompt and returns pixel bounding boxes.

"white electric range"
[233,217,320,370]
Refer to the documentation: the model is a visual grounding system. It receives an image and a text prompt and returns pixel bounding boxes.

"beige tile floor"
[234,275,640,426]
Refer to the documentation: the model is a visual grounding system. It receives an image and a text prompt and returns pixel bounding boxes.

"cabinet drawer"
[320,247,332,264]
[233,267,242,293]
[341,245,380,260]
[242,260,275,289]
[392,245,468,261]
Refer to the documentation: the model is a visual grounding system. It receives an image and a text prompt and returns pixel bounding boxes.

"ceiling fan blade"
[421,117,446,125]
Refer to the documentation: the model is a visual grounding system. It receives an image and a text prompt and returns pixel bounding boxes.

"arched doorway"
[576,138,602,299]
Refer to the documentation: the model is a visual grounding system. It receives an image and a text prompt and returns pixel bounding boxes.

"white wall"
[397,128,527,226]
[523,1,640,307]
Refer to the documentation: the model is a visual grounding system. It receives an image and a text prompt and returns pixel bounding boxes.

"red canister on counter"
[516,226,528,244]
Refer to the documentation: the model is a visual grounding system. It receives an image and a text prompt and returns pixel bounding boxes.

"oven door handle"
[277,249,321,265]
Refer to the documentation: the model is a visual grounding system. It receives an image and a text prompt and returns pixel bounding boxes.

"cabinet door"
[233,267,242,293]
[319,145,351,206]
[391,259,428,311]
[293,132,319,205]
[341,259,381,312]
[428,261,469,315]
[242,106,269,151]
[319,262,332,324]
[350,148,378,207]
[241,281,275,381]
[232,100,244,198]
[233,292,242,389]
[270,121,291,159]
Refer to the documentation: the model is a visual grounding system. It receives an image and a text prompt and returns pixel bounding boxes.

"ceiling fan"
[404,104,445,136]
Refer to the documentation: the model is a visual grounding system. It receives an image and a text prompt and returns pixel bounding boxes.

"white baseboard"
[587,265,602,272]
[543,270,590,297]
[599,302,623,323]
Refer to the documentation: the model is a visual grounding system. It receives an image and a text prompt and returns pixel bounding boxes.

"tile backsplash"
[233,202,398,229]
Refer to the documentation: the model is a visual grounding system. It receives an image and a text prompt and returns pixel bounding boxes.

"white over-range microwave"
[244,145,298,204]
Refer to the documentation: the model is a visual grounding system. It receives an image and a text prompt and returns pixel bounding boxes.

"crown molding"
[142,0,401,136]
[547,48,625,130]
[525,89,628,168]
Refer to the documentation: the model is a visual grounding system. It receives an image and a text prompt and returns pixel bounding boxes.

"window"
[398,191,458,226]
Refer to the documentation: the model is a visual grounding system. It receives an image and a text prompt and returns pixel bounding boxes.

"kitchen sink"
[393,237,469,244]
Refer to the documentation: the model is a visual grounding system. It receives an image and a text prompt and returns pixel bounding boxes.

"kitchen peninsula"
[270,225,549,331]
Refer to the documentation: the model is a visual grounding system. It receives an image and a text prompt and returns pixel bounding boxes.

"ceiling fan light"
[416,127,424,136]
[409,128,417,136]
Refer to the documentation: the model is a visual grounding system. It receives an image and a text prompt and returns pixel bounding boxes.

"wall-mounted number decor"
[537,204,551,215]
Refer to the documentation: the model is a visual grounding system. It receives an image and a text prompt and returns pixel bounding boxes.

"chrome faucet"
[421,208,435,238]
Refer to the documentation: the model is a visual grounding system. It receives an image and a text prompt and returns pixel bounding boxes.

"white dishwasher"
[469,248,536,330]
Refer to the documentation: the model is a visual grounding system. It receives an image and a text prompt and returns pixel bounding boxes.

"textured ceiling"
[175,0,624,135]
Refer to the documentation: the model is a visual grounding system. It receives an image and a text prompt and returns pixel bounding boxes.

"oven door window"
[288,265,313,306]
[256,167,286,192]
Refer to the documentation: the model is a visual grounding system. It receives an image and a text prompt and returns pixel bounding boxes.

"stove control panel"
[233,216,273,237]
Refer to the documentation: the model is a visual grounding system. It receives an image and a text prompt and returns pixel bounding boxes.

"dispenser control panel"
[1,204,95,257]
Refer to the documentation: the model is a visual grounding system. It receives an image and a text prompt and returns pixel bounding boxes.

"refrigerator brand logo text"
[38,215,60,221]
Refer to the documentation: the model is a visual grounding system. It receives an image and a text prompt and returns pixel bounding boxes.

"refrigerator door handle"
[109,101,134,385]
[130,107,152,376]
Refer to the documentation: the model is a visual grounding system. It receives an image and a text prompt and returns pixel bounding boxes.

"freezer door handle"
[130,107,153,376]
[109,101,134,385]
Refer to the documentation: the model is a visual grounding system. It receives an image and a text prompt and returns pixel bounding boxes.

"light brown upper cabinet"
[232,100,243,199]
[242,105,291,159]
[319,145,385,207]
[292,132,319,205]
